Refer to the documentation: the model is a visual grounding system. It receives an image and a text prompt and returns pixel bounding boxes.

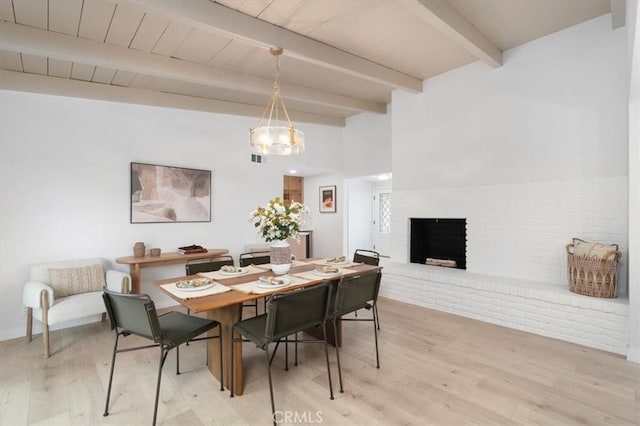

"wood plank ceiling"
[0,0,618,126]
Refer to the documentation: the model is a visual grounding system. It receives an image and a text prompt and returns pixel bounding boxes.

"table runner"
[292,268,352,281]
[197,264,264,280]
[253,259,311,270]
[311,258,362,268]
[231,274,313,294]
[161,281,231,300]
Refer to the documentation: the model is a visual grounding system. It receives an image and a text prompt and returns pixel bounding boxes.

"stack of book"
[177,245,208,255]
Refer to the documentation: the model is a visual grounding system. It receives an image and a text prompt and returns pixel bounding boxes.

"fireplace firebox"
[410,218,467,269]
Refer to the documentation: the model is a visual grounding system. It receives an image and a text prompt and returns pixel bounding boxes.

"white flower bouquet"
[250,197,309,242]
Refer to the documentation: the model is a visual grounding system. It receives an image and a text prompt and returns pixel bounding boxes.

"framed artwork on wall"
[130,162,211,223]
[319,185,337,213]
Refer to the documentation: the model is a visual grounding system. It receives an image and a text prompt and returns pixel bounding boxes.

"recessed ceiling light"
[289,170,297,174]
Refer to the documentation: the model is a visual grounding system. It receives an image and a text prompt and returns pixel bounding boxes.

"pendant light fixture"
[250,47,305,155]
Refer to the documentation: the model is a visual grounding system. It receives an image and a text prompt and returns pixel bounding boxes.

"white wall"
[0,90,342,340]
[389,14,628,282]
[303,173,344,258]
[342,111,392,178]
[346,178,374,257]
[626,0,640,362]
[393,15,627,190]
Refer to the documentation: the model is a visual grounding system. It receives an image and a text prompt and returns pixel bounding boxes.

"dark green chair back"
[102,288,223,425]
[186,255,234,275]
[265,282,331,341]
[353,249,380,266]
[239,251,270,267]
[332,271,381,317]
[103,290,161,342]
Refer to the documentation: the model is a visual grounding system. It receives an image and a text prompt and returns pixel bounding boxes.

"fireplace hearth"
[410,218,467,269]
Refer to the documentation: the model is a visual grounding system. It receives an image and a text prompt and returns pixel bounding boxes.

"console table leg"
[130,264,141,294]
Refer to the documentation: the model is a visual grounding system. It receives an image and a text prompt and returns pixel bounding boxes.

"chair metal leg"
[176,345,180,375]
[103,333,120,417]
[333,318,344,393]
[266,346,277,426]
[153,348,169,426]
[372,304,380,369]
[284,337,289,371]
[294,332,298,367]
[374,304,381,330]
[322,323,334,400]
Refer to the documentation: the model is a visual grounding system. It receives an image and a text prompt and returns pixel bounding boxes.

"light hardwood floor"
[1,297,639,425]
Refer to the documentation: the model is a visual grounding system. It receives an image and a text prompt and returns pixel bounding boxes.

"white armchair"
[22,258,130,358]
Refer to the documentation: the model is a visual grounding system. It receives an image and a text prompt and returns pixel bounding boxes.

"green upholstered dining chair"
[184,255,244,318]
[353,249,380,266]
[352,249,382,329]
[102,289,223,426]
[238,251,271,316]
[230,282,334,425]
[330,270,382,393]
[185,255,234,275]
[238,251,270,267]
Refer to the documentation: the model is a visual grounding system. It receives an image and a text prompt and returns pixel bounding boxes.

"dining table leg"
[207,303,244,394]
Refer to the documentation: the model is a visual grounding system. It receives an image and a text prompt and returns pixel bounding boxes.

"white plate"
[175,282,215,292]
[218,268,248,276]
[312,269,341,277]
[255,278,291,289]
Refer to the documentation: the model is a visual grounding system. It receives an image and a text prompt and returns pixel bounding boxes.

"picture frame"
[130,162,211,223]
[319,185,337,213]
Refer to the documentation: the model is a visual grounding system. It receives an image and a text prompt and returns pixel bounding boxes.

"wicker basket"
[566,244,621,298]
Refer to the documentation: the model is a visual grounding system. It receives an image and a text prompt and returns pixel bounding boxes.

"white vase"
[270,239,291,275]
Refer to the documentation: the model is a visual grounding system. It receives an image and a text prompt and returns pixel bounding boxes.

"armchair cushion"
[33,291,105,326]
[49,264,106,298]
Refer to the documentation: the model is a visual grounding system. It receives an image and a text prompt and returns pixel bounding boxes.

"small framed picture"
[319,185,336,213]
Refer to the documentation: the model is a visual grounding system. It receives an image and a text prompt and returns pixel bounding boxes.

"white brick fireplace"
[380,177,629,354]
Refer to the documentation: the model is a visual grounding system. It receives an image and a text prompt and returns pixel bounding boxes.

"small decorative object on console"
[133,242,145,258]
[177,244,208,255]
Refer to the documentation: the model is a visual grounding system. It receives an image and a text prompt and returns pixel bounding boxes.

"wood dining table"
[153,260,381,395]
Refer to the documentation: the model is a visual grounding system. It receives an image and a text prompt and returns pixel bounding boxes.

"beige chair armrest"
[23,281,54,309]
[106,270,131,293]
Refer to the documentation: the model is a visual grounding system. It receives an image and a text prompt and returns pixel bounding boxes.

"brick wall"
[384,176,629,354]
[379,261,629,354]
[392,176,628,294]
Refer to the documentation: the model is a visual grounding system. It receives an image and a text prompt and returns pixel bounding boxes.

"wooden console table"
[116,249,228,293]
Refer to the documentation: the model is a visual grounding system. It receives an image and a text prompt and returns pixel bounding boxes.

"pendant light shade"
[250,47,305,155]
